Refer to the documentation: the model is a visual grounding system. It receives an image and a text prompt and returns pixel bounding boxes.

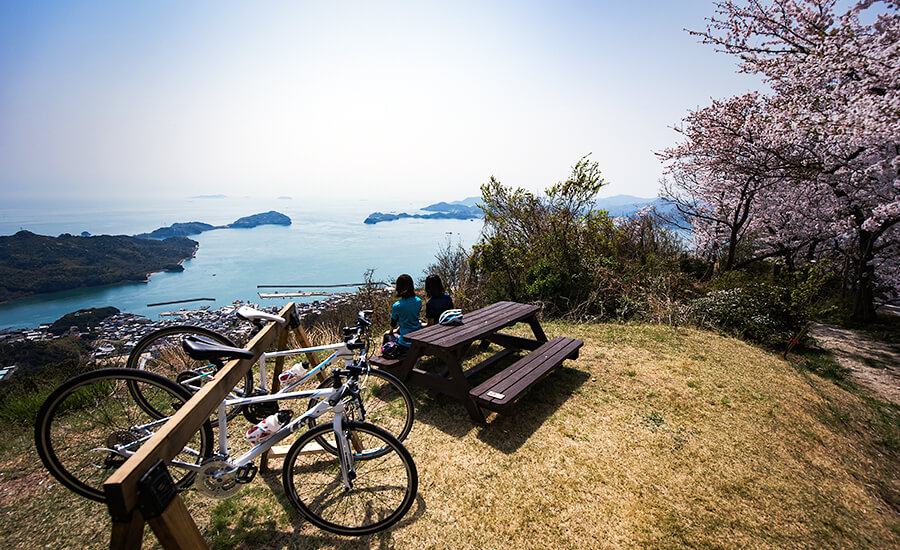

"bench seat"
[369,355,403,369]
[470,336,583,413]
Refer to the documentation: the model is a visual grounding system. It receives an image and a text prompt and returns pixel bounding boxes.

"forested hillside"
[0,231,197,302]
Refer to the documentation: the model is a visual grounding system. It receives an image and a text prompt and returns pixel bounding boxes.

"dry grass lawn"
[1,322,898,549]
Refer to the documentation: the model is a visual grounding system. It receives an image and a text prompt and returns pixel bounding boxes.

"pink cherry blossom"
[662,0,899,321]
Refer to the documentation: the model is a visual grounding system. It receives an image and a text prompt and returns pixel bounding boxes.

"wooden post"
[784,321,813,359]
[269,328,291,394]
[104,303,296,550]
[109,509,145,549]
[146,496,208,550]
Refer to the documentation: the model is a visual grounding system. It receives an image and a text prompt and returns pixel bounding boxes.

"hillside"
[364,195,681,224]
[2,322,896,548]
[134,210,291,238]
[0,231,197,303]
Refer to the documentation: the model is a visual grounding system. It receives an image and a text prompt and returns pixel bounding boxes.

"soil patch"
[808,323,900,404]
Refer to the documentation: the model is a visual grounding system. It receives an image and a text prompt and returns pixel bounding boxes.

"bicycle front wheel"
[282,421,418,536]
[34,368,214,503]
[125,325,252,420]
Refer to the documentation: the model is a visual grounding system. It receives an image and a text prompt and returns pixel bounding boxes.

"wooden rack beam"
[104,302,297,550]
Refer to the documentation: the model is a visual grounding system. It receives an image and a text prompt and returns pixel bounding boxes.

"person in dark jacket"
[424,274,454,326]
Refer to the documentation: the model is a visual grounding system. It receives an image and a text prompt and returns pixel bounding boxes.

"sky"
[0,1,763,204]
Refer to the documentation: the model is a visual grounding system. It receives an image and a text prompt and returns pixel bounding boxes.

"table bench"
[372,301,583,423]
[469,336,583,413]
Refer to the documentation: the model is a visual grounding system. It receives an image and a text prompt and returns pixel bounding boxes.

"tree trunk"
[850,231,877,323]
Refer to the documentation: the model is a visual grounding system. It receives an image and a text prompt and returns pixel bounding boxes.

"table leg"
[528,315,548,342]
[388,343,423,381]
[435,349,486,424]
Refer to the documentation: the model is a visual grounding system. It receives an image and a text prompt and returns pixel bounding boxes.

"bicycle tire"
[306,367,414,455]
[282,421,417,536]
[125,325,252,420]
[34,368,214,503]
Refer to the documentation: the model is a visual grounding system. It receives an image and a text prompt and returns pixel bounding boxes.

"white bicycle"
[35,313,417,536]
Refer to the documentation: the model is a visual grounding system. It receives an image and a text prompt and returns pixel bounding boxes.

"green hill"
[0,231,197,303]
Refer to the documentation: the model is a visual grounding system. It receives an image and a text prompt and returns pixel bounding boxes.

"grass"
[1,321,898,548]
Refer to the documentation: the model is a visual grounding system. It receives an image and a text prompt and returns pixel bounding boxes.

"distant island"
[135,211,291,239]
[364,198,483,224]
[0,232,198,303]
[362,195,677,225]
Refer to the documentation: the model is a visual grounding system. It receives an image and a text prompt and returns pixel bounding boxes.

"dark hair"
[395,274,415,299]
[424,274,445,299]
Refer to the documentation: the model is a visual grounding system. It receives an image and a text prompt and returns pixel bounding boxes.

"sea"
[0,195,485,330]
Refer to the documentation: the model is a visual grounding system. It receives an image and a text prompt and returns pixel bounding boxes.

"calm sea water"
[0,196,484,330]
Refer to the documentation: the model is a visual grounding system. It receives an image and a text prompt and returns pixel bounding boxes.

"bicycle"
[35,315,418,536]
[126,307,414,446]
[122,306,287,418]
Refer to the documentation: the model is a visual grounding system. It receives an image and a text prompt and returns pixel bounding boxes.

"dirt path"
[808,323,900,405]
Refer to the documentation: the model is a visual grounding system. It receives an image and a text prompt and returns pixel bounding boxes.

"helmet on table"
[438,309,464,326]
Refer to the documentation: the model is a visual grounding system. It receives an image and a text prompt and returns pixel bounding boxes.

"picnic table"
[372,301,583,423]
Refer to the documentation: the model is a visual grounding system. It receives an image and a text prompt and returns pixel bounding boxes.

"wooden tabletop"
[404,301,540,351]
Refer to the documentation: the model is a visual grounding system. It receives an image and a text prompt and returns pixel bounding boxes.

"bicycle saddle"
[182,335,256,362]
[236,306,287,325]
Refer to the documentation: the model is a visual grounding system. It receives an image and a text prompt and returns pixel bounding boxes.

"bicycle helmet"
[381,341,403,360]
[438,309,464,326]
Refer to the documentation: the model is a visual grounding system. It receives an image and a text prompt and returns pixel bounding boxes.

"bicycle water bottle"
[278,361,310,387]
[245,410,292,445]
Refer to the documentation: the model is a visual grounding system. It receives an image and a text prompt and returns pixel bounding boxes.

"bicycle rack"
[104,302,321,550]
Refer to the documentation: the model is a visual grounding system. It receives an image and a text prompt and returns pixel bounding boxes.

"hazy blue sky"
[0,1,761,203]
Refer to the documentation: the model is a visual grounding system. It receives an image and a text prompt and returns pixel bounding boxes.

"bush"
[0,357,98,427]
[690,285,796,346]
[464,156,694,322]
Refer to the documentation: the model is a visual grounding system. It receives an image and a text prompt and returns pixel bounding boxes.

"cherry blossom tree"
[664,0,899,321]
[658,93,821,271]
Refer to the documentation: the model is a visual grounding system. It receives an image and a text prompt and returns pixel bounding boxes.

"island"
[135,211,291,239]
[0,231,198,303]
[49,306,121,336]
[364,198,483,224]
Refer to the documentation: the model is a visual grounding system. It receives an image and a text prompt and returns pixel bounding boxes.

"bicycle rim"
[34,368,214,503]
[282,422,417,536]
[125,325,251,420]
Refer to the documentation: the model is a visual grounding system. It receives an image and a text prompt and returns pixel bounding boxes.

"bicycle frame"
[259,340,361,393]
[100,374,359,478]
[120,311,376,480]
[163,335,364,399]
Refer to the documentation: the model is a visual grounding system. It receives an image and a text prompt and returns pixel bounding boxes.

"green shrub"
[467,155,692,321]
[690,285,796,346]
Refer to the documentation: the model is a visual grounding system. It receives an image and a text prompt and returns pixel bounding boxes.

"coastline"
[0,202,486,332]
[0,291,372,354]
[141,242,199,282]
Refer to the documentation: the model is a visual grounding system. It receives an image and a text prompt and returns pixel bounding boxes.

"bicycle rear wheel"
[282,421,417,536]
[34,368,214,503]
[306,367,414,455]
[126,325,252,420]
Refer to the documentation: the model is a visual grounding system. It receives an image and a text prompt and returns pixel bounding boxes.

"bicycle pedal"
[235,463,258,484]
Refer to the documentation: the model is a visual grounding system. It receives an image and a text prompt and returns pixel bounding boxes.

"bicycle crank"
[195,459,242,498]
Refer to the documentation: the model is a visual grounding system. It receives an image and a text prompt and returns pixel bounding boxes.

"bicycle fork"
[332,402,358,490]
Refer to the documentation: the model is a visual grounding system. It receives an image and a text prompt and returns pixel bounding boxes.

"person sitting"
[385,274,422,352]
[424,274,454,326]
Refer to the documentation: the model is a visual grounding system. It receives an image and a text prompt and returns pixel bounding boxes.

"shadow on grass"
[474,365,591,454]
[793,346,850,383]
[255,470,427,549]
[408,346,591,451]
[788,346,900,512]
